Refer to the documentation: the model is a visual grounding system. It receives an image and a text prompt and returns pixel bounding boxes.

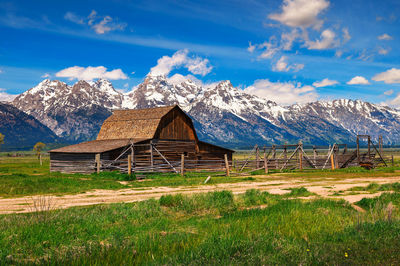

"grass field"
[0,156,255,197]
[1,154,400,264]
[1,190,400,264]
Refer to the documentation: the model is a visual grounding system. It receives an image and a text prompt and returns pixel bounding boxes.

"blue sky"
[1,0,400,106]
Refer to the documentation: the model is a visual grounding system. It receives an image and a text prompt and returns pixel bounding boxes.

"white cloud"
[0,69,3,74]
[385,93,400,108]
[64,12,84,25]
[372,68,400,84]
[55,66,128,81]
[64,10,126,34]
[257,37,280,59]
[167,73,203,86]
[268,0,330,29]
[335,50,343,57]
[342,28,351,43]
[347,76,370,85]
[384,89,394,96]
[41,73,50,78]
[272,56,304,72]
[378,33,393,40]
[0,88,17,102]
[281,29,301,50]
[378,47,390,55]
[247,42,256,53]
[149,49,213,77]
[312,78,338,87]
[306,29,336,50]
[357,49,374,61]
[244,79,317,105]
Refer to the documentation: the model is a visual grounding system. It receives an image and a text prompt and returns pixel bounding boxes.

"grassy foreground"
[1,189,400,264]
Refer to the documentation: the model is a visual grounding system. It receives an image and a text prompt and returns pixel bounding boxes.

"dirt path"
[1,175,400,214]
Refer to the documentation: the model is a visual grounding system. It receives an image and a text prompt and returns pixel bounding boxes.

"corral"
[49,105,234,173]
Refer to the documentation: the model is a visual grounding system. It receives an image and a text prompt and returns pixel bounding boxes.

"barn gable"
[96,105,197,141]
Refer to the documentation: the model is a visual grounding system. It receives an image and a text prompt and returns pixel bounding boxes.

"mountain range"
[7,75,400,149]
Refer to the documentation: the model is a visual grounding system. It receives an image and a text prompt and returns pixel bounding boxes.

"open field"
[1,154,400,264]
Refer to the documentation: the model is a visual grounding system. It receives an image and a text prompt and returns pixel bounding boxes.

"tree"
[0,133,4,152]
[33,142,46,165]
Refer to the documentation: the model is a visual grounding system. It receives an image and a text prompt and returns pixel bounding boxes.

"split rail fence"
[64,135,394,176]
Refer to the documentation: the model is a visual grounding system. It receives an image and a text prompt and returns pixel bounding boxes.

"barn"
[50,105,234,173]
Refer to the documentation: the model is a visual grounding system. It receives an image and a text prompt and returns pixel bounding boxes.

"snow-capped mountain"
[11,76,400,148]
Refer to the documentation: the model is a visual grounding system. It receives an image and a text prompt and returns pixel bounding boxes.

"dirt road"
[2,175,399,214]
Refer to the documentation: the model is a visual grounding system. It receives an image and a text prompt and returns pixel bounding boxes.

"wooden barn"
[50,105,234,173]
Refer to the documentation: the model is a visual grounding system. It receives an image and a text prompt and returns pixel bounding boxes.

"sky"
[1,0,400,106]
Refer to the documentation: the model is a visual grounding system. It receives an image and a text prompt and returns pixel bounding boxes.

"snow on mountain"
[11,76,400,147]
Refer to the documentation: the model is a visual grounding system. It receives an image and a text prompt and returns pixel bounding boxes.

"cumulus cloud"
[346,76,370,85]
[306,29,336,50]
[372,68,400,84]
[149,49,213,77]
[55,66,128,81]
[378,47,390,55]
[384,89,394,96]
[244,79,317,105]
[312,78,338,87]
[272,56,304,72]
[268,0,330,29]
[64,10,126,34]
[378,33,393,40]
[247,42,256,53]
[0,88,17,102]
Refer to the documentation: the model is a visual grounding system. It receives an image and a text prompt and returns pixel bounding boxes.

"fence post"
[392,155,394,167]
[96,153,101,174]
[256,146,260,169]
[330,154,335,170]
[128,155,132,175]
[264,150,268,174]
[181,153,185,177]
[224,154,230,177]
[299,144,303,170]
[39,154,42,166]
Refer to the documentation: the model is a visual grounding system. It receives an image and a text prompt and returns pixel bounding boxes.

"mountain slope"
[12,79,118,142]
[0,102,59,150]
[11,76,400,148]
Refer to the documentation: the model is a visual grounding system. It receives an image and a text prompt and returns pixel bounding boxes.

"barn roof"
[50,138,147,153]
[96,105,177,140]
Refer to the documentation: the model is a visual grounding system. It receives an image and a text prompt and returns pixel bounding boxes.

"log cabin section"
[50,105,233,173]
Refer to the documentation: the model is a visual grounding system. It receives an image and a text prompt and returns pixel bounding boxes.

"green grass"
[0,156,259,197]
[349,182,400,194]
[1,190,400,264]
[284,187,316,197]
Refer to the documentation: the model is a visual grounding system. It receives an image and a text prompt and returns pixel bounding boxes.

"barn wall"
[50,152,96,173]
[154,108,197,141]
[132,140,197,169]
[50,146,130,173]
[198,142,233,161]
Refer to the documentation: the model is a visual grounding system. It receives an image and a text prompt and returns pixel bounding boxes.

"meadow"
[1,153,400,264]
[1,189,400,264]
